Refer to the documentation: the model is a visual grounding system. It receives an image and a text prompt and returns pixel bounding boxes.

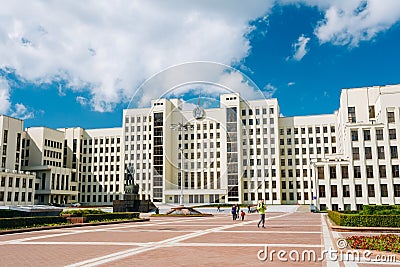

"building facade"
[1,84,400,210]
[0,115,35,206]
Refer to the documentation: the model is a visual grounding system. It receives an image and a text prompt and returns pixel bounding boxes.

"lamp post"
[170,121,193,206]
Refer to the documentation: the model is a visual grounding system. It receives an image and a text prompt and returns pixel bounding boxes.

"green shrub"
[61,209,105,217]
[361,205,400,215]
[328,210,400,227]
[86,212,139,222]
[0,216,67,230]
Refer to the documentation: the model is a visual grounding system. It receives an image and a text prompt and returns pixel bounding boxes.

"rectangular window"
[331,185,338,197]
[387,111,395,123]
[393,165,399,178]
[352,147,360,160]
[354,166,361,178]
[369,106,375,118]
[366,165,374,178]
[341,166,349,178]
[381,184,388,197]
[395,185,400,197]
[348,107,356,122]
[365,147,372,159]
[377,146,385,159]
[355,184,362,197]
[379,165,386,178]
[389,129,397,140]
[363,130,371,141]
[391,146,398,159]
[376,129,384,140]
[329,166,336,179]
[343,185,350,197]
[319,185,326,198]
[317,167,324,179]
[351,130,358,141]
[368,184,375,197]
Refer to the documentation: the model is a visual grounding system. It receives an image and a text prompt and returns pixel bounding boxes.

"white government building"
[1,84,400,211]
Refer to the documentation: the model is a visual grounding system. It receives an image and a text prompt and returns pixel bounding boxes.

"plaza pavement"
[0,205,390,267]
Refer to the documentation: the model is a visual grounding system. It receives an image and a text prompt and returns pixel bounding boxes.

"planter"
[67,217,86,224]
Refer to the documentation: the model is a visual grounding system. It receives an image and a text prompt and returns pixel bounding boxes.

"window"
[351,130,358,141]
[393,165,399,178]
[366,165,374,178]
[341,166,349,179]
[387,111,395,123]
[355,184,362,197]
[348,107,356,122]
[377,146,385,159]
[368,184,375,197]
[395,185,400,197]
[319,185,326,197]
[381,184,388,197]
[375,129,383,140]
[379,165,386,178]
[363,130,371,141]
[365,147,372,159]
[354,166,361,178]
[352,147,360,160]
[343,185,350,197]
[389,129,397,140]
[331,185,338,197]
[391,146,398,159]
[329,166,336,179]
[369,106,375,118]
[317,167,324,179]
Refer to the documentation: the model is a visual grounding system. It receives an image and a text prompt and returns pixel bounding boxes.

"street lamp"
[170,121,194,206]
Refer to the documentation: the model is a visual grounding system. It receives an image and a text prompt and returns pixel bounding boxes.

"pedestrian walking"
[257,199,267,228]
[217,204,220,212]
[240,210,245,221]
[247,204,251,213]
[236,204,240,220]
[231,205,237,220]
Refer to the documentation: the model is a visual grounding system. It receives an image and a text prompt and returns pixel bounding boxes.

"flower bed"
[346,234,400,253]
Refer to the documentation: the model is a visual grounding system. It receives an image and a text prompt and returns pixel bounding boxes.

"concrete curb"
[325,214,400,232]
[0,218,150,235]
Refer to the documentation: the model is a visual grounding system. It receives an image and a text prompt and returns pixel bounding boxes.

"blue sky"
[1,1,400,129]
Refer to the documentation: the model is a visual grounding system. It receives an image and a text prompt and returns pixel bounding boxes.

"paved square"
[0,208,328,266]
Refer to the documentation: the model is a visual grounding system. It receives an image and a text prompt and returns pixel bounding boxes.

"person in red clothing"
[240,210,245,221]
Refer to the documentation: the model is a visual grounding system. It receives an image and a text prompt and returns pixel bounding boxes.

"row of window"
[348,106,397,123]
[351,128,397,141]
[81,174,120,183]
[0,191,33,202]
[0,176,34,188]
[318,165,400,179]
[319,184,400,198]
[241,107,274,116]
[280,136,336,145]
[280,125,335,135]
[352,146,399,160]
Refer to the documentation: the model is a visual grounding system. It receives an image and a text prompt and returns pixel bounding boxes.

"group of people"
[231,204,246,221]
[229,200,267,228]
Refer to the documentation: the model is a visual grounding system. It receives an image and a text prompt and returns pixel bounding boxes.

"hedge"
[361,205,400,215]
[328,210,400,227]
[85,212,139,222]
[0,216,67,230]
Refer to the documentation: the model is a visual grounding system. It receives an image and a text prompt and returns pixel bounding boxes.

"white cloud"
[0,0,275,112]
[76,96,88,106]
[287,82,295,86]
[263,83,277,98]
[290,34,310,61]
[9,103,34,120]
[0,78,11,114]
[281,0,400,47]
